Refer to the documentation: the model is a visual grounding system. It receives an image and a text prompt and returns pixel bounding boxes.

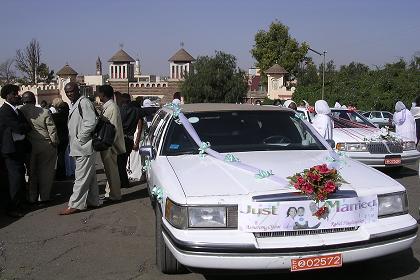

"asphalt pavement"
[0,163,419,280]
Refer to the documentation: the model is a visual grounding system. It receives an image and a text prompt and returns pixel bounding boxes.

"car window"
[362,112,370,117]
[331,110,376,128]
[162,111,326,155]
[149,110,166,143]
[153,113,171,150]
[383,112,393,118]
[371,112,382,118]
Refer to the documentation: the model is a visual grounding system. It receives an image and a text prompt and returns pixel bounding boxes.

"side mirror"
[326,139,335,149]
[139,145,156,159]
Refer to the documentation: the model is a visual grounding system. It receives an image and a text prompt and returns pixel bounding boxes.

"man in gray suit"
[59,82,100,215]
[20,91,58,204]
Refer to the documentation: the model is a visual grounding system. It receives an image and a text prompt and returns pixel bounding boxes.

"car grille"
[254,227,359,238]
[367,142,402,154]
[387,142,403,153]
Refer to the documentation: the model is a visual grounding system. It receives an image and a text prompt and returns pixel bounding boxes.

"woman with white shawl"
[312,100,333,140]
[410,96,420,144]
[394,101,416,142]
[283,99,297,111]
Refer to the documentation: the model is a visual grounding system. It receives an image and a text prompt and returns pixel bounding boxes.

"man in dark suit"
[0,84,32,217]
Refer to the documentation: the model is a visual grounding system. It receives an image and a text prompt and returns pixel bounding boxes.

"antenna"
[180,41,184,48]
[119,43,124,49]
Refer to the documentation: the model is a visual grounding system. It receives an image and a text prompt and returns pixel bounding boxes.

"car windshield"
[331,110,376,128]
[162,110,326,155]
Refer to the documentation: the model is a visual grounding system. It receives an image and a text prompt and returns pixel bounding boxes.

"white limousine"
[140,104,417,274]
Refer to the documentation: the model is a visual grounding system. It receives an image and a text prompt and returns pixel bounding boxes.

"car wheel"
[155,206,186,274]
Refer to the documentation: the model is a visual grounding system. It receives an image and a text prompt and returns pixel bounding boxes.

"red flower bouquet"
[288,164,346,218]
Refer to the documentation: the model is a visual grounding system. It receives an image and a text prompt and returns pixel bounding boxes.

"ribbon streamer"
[142,159,151,172]
[224,154,240,162]
[255,170,274,179]
[152,185,164,203]
[198,142,211,157]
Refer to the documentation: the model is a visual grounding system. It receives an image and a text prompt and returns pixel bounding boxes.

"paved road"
[0,163,419,280]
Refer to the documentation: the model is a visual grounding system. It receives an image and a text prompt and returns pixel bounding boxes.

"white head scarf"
[395,101,406,112]
[142,99,152,108]
[172,98,181,106]
[334,102,341,108]
[315,100,331,115]
[283,100,296,109]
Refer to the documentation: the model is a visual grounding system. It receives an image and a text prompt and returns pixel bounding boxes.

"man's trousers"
[68,153,100,209]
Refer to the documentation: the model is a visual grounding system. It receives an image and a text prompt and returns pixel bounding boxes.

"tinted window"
[371,111,382,118]
[331,110,376,128]
[162,111,326,155]
[383,112,393,118]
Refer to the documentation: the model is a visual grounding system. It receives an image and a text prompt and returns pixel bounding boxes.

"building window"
[172,65,175,79]
[176,66,179,79]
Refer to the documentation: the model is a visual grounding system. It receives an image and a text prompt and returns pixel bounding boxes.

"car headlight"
[403,141,417,151]
[165,199,238,229]
[378,191,408,218]
[189,207,226,228]
[336,142,368,152]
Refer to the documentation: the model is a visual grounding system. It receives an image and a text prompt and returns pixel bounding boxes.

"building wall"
[109,80,181,104]
[267,73,294,100]
[84,75,105,86]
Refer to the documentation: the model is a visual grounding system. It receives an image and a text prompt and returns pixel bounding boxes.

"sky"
[1,0,419,77]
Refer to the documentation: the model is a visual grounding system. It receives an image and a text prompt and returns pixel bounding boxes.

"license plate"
[384,157,401,165]
[291,253,342,272]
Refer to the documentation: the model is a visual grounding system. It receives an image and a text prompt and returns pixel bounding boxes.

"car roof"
[163,103,294,113]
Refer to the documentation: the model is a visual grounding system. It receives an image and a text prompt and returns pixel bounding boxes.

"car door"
[147,111,172,195]
[370,111,383,124]
[382,112,393,124]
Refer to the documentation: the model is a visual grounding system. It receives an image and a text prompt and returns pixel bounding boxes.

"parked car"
[140,104,417,273]
[297,108,420,168]
[362,111,394,128]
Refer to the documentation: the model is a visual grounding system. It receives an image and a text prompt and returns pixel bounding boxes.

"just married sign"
[238,196,378,232]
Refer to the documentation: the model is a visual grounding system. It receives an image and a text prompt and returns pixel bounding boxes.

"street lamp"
[308,48,327,100]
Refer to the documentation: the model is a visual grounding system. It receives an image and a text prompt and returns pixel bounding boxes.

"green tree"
[37,63,54,83]
[181,51,248,103]
[251,21,309,82]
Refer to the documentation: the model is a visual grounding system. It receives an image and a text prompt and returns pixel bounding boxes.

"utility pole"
[308,48,327,100]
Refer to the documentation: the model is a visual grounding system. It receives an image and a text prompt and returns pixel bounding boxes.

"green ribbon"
[198,141,211,158]
[255,169,274,179]
[151,185,164,203]
[165,103,181,118]
[224,154,240,162]
[142,159,151,172]
[325,151,348,168]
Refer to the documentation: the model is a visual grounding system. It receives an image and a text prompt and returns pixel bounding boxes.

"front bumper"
[347,150,420,167]
[162,215,417,270]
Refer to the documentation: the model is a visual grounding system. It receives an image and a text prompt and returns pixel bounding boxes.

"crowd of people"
[0,83,160,217]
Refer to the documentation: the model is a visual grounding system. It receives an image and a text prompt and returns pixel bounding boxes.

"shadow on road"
[202,249,419,280]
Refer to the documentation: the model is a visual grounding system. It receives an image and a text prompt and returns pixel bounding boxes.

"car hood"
[166,150,401,198]
[333,127,379,142]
